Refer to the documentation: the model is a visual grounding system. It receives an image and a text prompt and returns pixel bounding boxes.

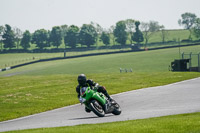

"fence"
[182,52,200,72]
[120,68,133,73]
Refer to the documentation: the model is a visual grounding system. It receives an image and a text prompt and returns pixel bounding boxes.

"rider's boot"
[104,92,113,102]
[85,107,91,113]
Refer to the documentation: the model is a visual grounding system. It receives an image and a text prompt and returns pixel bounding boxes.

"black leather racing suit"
[76,79,111,99]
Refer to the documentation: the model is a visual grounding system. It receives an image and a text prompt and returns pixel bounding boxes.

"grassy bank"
[0,49,127,68]
[1,45,200,76]
[3,112,200,133]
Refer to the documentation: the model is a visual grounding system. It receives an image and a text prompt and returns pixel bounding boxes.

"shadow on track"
[70,114,113,120]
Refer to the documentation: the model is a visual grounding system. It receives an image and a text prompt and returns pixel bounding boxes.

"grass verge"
[3,112,200,133]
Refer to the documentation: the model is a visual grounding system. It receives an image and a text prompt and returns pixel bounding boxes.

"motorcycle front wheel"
[89,100,105,117]
[112,101,122,115]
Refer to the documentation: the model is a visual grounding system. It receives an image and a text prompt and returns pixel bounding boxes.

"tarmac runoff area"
[0,77,200,132]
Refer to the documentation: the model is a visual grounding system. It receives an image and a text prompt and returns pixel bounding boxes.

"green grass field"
[147,29,190,43]
[1,45,200,76]
[0,49,129,68]
[3,112,200,133]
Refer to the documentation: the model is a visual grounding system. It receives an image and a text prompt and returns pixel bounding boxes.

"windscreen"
[80,87,87,95]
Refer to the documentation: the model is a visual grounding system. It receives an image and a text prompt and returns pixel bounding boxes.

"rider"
[76,74,112,112]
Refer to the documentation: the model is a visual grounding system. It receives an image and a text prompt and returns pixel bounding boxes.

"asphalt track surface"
[0,77,200,132]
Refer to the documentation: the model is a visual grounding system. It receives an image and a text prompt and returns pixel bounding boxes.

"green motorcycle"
[79,86,122,117]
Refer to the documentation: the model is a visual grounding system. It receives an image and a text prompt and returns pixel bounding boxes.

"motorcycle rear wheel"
[89,100,105,117]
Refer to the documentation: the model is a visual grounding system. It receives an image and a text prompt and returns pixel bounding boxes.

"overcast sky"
[1,0,200,33]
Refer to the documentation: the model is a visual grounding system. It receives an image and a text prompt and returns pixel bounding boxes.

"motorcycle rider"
[76,74,112,113]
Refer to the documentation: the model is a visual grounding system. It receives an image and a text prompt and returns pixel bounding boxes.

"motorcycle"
[79,85,122,117]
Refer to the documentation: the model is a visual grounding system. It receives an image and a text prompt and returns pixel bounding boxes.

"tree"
[13,27,23,49]
[160,26,169,44]
[131,21,144,45]
[0,26,4,51]
[49,26,62,48]
[178,12,197,29]
[141,21,161,48]
[114,21,127,45]
[125,19,135,44]
[32,29,49,49]
[100,31,110,45]
[178,12,197,40]
[90,22,103,35]
[192,18,200,39]
[108,25,116,45]
[90,22,102,46]
[60,25,68,39]
[2,24,15,49]
[79,24,97,47]
[64,25,79,48]
[21,30,31,50]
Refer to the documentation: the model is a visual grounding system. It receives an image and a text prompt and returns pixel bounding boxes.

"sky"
[1,0,200,33]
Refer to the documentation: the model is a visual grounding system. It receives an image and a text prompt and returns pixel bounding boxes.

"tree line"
[0,12,200,52]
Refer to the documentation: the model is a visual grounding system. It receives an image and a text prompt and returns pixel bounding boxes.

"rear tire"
[89,100,105,117]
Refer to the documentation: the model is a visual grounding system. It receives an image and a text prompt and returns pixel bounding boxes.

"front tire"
[112,101,122,115]
[89,100,105,117]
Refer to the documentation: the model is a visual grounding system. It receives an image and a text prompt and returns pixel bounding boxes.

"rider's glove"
[79,97,86,104]
[79,97,83,103]
[94,83,99,89]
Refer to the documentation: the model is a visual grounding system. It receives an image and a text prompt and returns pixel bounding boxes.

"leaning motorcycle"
[79,86,122,117]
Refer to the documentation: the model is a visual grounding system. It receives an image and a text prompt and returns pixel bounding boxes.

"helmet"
[77,74,87,86]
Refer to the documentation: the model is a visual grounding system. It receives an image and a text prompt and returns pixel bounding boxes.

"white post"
[198,53,200,72]
[182,52,184,59]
